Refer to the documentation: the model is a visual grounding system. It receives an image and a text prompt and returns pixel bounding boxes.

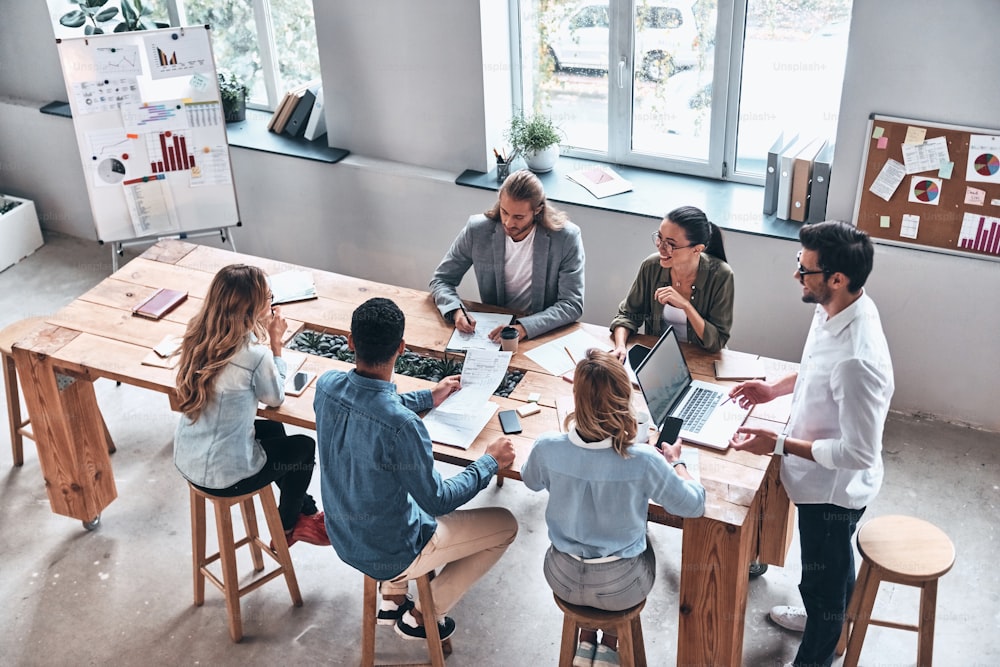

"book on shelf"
[302,85,327,141]
[268,270,317,305]
[132,288,187,320]
[566,165,633,198]
[283,82,320,138]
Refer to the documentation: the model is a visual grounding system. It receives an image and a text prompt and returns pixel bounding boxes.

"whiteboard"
[56,26,240,243]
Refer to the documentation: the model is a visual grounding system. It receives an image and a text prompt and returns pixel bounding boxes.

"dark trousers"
[194,420,317,531]
[793,503,866,667]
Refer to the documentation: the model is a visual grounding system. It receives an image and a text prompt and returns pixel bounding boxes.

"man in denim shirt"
[315,297,518,642]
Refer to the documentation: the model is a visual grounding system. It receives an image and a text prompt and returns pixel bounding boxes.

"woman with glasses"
[173,264,329,548]
[610,206,734,356]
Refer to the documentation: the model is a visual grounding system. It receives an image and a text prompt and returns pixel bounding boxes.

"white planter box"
[0,195,44,273]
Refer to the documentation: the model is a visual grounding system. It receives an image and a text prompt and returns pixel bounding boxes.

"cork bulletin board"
[853,114,1000,261]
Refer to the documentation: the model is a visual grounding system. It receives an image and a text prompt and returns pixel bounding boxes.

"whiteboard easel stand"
[104,226,238,272]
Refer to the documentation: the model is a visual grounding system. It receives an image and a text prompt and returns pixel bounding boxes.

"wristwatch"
[773,434,787,456]
[671,460,687,469]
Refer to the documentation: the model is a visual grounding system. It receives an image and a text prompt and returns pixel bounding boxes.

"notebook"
[132,288,187,320]
[634,327,750,450]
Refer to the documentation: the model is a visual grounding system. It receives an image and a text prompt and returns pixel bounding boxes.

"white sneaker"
[769,605,807,632]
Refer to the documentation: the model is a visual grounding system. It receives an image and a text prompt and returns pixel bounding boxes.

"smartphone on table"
[498,409,522,435]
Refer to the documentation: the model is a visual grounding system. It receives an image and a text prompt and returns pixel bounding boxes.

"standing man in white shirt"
[727,221,894,667]
[429,169,585,342]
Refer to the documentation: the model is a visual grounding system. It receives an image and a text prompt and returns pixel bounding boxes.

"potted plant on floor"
[506,111,563,173]
[218,68,250,123]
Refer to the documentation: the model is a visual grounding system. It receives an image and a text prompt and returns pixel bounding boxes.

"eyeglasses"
[796,250,830,280]
[652,233,694,252]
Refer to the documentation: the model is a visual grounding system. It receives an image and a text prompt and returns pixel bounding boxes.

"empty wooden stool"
[362,572,452,667]
[189,482,302,642]
[554,594,647,667]
[1,316,48,466]
[837,514,955,667]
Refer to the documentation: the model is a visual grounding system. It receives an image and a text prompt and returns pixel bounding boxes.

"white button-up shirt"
[781,292,894,509]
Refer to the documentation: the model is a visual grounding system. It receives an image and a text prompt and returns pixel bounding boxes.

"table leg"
[12,346,117,523]
[677,514,756,666]
[756,454,795,567]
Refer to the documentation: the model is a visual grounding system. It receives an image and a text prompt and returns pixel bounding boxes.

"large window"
[515,0,852,182]
[176,0,320,111]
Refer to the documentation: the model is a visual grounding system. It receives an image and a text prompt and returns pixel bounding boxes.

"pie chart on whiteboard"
[913,179,939,203]
[97,157,127,185]
[974,153,1000,177]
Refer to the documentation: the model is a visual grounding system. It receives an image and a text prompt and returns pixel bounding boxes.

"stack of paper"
[268,270,317,305]
[567,166,633,199]
[445,311,513,352]
[422,349,511,449]
[524,329,614,377]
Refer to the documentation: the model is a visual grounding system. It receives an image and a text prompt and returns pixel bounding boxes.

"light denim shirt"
[174,341,287,489]
[522,428,706,559]
[314,369,499,580]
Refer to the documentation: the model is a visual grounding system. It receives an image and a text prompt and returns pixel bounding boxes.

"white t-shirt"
[504,225,536,313]
[662,303,688,342]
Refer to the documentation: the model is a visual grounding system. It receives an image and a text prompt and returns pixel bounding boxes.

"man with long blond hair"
[174,264,328,547]
[429,169,585,342]
[522,349,705,667]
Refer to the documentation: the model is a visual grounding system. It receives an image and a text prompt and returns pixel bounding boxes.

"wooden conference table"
[13,240,795,666]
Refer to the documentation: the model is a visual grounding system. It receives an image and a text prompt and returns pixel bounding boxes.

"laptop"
[634,327,750,450]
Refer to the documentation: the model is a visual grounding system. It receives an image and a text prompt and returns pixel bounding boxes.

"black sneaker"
[394,611,457,642]
[377,596,414,626]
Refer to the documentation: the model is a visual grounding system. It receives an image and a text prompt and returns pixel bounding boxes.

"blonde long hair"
[175,264,271,421]
[566,349,638,456]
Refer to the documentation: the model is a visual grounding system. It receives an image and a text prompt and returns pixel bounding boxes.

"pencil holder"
[496,161,511,183]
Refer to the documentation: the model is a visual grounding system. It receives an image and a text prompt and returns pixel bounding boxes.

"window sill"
[456,158,803,242]
[39,103,350,165]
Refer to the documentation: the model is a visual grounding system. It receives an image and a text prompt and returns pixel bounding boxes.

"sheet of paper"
[966,134,1000,184]
[122,174,180,236]
[869,159,906,201]
[445,311,512,351]
[441,349,512,411]
[871,126,885,139]
[901,136,950,174]
[524,329,613,377]
[904,126,927,144]
[907,176,942,205]
[566,166,633,199]
[422,401,499,450]
[938,161,954,179]
[900,214,920,239]
[880,215,891,228]
[268,270,316,304]
[680,446,701,483]
[876,136,889,150]
[965,187,986,206]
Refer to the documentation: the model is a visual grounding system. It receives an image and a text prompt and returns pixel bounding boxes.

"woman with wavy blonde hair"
[173,264,328,547]
[521,349,706,667]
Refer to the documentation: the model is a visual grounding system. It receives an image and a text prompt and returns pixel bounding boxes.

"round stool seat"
[553,595,646,625]
[0,316,49,355]
[857,514,955,582]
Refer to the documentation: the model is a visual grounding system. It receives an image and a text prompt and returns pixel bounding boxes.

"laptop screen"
[635,327,692,426]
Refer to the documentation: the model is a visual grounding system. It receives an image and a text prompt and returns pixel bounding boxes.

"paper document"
[269,270,317,305]
[525,329,613,377]
[422,349,512,448]
[680,446,701,483]
[445,311,513,351]
[869,159,906,201]
[566,166,633,198]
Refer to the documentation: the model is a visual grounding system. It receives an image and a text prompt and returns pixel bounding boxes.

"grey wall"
[1,0,998,431]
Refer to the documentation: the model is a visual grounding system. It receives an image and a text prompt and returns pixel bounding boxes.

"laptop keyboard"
[676,387,721,432]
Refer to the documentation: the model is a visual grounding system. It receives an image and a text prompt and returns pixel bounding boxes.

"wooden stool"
[2,316,116,467]
[837,514,955,667]
[189,483,303,642]
[362,573,452,667]
[554,594,647,667]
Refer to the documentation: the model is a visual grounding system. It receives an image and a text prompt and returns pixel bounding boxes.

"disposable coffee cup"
[500,326,519,352]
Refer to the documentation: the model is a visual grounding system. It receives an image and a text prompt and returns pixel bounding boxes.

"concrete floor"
[1,233,997,666]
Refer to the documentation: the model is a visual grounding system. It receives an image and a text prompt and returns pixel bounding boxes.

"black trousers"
[194,420,317,531]
[793,503,866,667]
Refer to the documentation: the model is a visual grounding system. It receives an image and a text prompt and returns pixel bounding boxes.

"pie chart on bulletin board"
[973,153,1000,177]
[913,179,939,203]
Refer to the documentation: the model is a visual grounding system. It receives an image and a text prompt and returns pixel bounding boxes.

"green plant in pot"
[218,69,249,123]
[59,0,168,34]
[506,111,563,173]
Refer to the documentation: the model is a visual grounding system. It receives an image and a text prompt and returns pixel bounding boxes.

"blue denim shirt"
[314,369,499,580]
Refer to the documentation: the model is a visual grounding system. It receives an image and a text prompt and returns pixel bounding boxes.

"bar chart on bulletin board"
[56,26,240,245]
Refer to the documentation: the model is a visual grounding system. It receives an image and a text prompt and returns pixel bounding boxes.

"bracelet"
[774,434,787,457]
[671,460,687,469]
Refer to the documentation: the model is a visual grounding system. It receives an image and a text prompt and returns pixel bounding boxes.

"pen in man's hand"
[458,303,475,327]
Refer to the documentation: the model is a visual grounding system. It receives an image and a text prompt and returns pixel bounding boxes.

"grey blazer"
[429,214,585,339]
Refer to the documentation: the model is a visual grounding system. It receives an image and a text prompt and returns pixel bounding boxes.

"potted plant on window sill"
[506,111,563,173]
[218,69,249,123]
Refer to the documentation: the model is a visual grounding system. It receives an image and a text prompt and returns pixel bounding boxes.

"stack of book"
[267,78,326,141]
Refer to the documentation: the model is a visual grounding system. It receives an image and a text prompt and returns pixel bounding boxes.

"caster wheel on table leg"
[82,515,101,531]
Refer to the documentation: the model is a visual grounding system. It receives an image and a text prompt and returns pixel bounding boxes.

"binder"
[302,85,327,141]
[763,132,796,215]
[790,138,827,222]
[775,136,810,220]
[283,84,318,137]
[806,142,835,223]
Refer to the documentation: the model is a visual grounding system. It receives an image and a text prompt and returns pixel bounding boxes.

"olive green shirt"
[610,252,734,352]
